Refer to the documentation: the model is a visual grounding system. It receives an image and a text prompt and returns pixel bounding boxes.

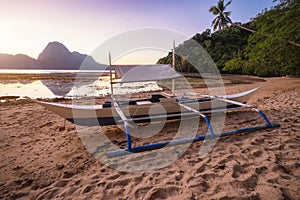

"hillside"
[158,0,300,76]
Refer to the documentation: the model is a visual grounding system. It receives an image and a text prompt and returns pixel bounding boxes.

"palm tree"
[209,0,255,33]
[209,0,232,31]
[209,0,300,47]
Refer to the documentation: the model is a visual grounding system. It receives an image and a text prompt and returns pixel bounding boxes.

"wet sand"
[0,77,299,199]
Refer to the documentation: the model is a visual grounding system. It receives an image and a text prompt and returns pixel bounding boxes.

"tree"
[158,25,251,72]
[209,0,232,31]
[244,0,300,76]
[209,0,256,33]
[209,0,300,47]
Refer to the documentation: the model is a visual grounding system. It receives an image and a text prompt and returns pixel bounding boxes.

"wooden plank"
[215,98,253,108]
[118,112,197,123]
[117,104,257,123]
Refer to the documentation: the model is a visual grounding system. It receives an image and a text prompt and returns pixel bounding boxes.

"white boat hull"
[31,87,260,126]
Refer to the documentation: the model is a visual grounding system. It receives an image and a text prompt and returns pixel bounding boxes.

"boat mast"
[109,52,114,96]
[172,40,175,96]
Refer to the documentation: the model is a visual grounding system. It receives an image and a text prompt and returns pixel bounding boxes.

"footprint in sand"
[144,186,183,200]
[133,186,153,199]
[36,188,60,200]
[81,185,96,194]
[62,171,75,179]
[230,174,258,191]
[252,150,263,158]
[39,122,53,128]
[255,166,267,174]
[54,180,69,188]
[232,164,246,178]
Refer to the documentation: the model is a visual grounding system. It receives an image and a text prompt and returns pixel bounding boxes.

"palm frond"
[218,0,225,11]
[224,11,231,17]
[225,15,232,23]
[209,6,219,15]
[213,18,221,31]
[225,0,232,9]
[212,17,218,26]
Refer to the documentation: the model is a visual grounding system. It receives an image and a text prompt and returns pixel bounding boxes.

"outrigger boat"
[30,44,279,157]
[31,86,261,127]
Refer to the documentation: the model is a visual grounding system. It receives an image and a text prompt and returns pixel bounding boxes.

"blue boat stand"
[107,97,279,157]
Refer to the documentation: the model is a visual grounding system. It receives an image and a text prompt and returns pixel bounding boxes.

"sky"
[0,0,274,63]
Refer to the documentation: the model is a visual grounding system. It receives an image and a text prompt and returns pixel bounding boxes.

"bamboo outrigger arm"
[107,98,279,157]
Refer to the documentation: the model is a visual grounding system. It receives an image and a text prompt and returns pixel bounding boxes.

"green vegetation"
[242,0,300,76]
[158,0,300,76]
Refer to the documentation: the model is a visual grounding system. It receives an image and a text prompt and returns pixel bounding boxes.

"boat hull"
[32,87,260,126]
[66,104,244,126]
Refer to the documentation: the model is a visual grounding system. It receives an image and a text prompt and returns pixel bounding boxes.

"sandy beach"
[0,76,299,199]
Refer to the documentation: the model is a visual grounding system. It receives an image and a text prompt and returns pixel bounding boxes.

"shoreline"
[0,73,267,101]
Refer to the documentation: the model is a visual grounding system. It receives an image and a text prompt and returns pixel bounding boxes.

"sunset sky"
[0,0,274,63]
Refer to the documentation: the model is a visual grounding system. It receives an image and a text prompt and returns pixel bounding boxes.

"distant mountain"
[72,51,106,69]
[0,41,107,70]
[37,42,79,69]
[0,54,40,69]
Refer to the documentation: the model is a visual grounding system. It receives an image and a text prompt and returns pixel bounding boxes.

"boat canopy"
[114,64,183,83]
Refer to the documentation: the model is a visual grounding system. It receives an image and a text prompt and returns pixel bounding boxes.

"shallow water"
[0,80,57,99]
[0,71,162,99]
[0,69,107,74]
